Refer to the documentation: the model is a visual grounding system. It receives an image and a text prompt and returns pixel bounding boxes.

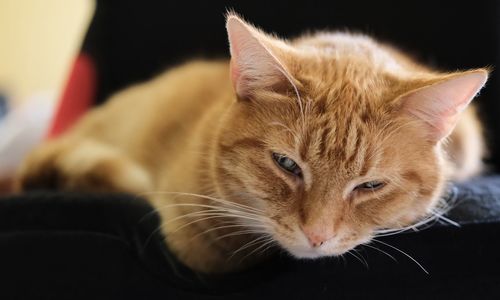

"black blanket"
[1,177,499,299]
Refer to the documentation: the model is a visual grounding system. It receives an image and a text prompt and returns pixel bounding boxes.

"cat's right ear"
[398,69,488,142]
[226,14,292,100]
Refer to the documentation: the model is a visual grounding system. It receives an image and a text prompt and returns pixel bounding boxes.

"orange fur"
[16,14,488,273]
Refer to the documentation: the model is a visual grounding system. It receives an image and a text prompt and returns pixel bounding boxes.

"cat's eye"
[272,153,302,177]
[355,181,385,191]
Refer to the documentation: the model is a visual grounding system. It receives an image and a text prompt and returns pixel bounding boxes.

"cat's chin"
[286,244,354,259]
[286,248,323,259]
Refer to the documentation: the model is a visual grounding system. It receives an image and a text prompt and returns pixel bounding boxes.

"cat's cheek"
[391,203,431,227]
[266,227,313,257]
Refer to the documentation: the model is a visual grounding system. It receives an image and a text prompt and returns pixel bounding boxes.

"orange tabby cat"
[16,14,488,273]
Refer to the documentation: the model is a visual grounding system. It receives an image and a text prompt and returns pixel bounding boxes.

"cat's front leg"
[15,138,152,194]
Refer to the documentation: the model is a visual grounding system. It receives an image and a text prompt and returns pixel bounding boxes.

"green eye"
[355,181,385,191]
[272,153,302,177]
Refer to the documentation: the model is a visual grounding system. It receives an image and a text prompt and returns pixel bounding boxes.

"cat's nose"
[301,225,335,248]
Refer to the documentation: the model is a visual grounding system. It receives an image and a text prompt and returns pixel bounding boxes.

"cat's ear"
[399,70,488,142]
[226,14,292,99]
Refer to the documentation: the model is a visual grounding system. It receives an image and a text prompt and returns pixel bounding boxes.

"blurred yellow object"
[0,0,95,105]
[0,0,95,190]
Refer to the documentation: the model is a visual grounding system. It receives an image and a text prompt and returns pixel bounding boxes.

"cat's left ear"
[226,14,293,99]
[399,69,488,142]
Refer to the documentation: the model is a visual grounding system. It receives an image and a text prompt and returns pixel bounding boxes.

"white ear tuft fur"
[401,70,488,141]
[226,15,290,99]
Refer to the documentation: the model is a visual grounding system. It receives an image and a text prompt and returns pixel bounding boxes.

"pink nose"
[302,226,335,248]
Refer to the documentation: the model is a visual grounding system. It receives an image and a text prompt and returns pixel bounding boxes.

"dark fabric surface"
[447,176,500,223]
[1,177,500,299]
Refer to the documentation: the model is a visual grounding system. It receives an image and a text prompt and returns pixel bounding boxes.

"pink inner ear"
[229,60,241,92]
[226,15,290,99]
[402,71,488,141]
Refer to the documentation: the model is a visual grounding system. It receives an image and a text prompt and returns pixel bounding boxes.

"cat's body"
[16,15,487,273]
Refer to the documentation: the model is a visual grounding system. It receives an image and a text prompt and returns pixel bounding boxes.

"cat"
[16,13,488,273]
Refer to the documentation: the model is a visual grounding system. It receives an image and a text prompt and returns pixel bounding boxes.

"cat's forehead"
[267,33,410,169]
[290,33,409,105]
[300,105,375,161]
[291,63,391,125]
[276,77,395,173]
[295,59,393,106]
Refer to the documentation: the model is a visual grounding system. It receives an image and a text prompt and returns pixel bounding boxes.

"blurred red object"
[47,53,96,139]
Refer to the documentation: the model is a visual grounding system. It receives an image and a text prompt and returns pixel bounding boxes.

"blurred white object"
[0,92,56,178]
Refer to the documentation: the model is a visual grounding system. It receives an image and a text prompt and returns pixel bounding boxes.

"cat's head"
[213,14,488,259]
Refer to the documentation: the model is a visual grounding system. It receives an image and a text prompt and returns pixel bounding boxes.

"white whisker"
[347,250,369,269]
[138,191,265,214]
[214,229,270,242]
[372,239,429,274]
[192,224,268,241]
[238,237,275,263]
[228,235,272,261]
[435,214,460,227]
[362,243,397,261]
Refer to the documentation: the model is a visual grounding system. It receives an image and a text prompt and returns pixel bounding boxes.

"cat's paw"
[15,139,152,195]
